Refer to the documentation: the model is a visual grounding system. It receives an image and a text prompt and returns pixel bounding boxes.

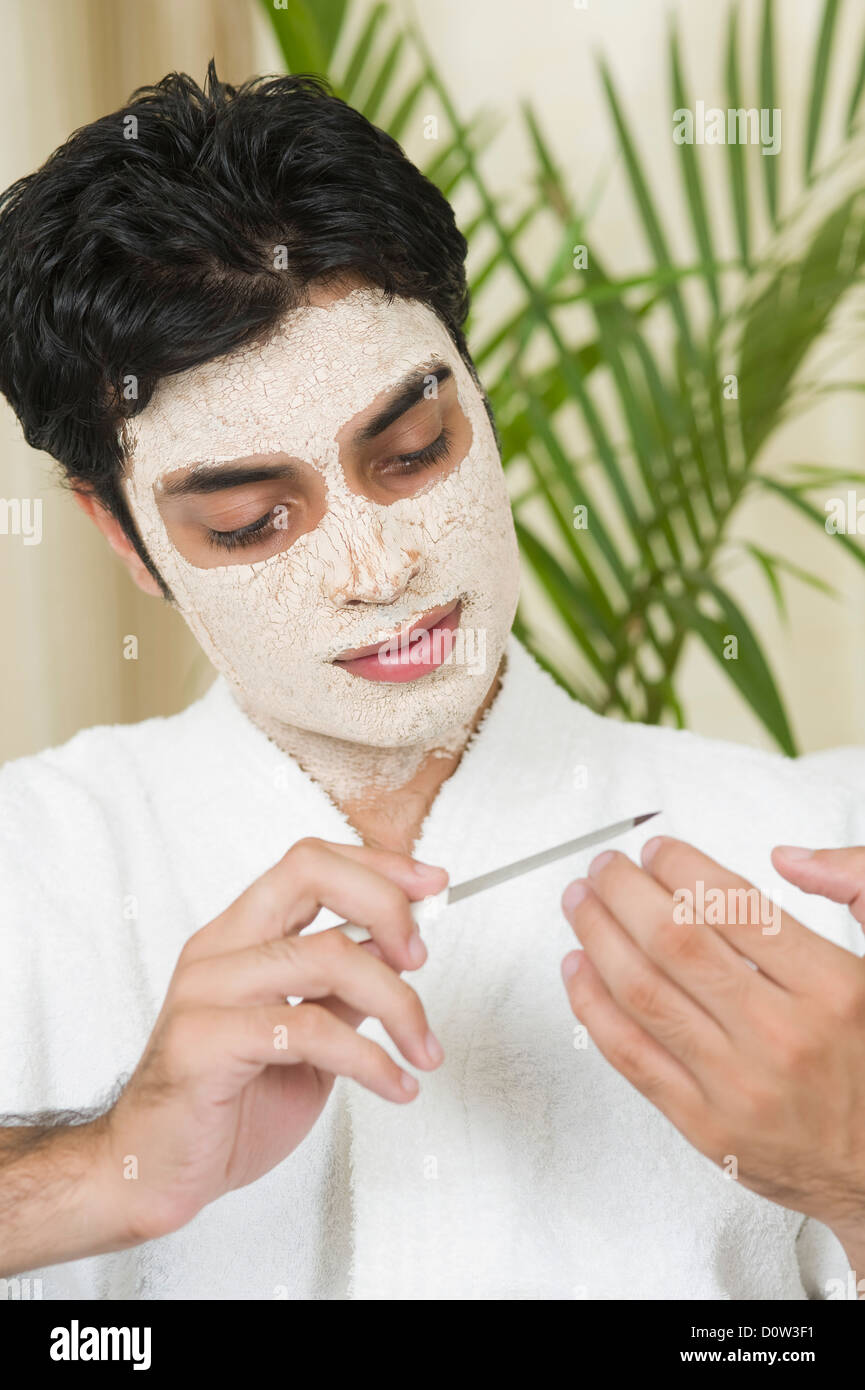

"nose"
[324,513,422,607]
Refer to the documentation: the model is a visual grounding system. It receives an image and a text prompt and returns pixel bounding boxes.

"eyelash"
[206,426,452,552]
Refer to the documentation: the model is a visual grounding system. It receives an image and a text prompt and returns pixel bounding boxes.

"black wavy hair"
[0,60,480,591]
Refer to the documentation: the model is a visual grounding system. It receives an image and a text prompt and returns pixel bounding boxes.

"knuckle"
[293,835,325,854]
[283,838,325,880]
[375,875,410,921]
[360,1036,394,1080]
[607,1032,653,1086]
[313,926,353,963]
[654,918,699,964]
[288,1002,325,1046]
[830,973,865,1024]
[732,1075,776,1125]
[711,963,753,1009]
[768,1021,820,1072]
[176,934,197,966]
[166,964,204,1011]
[620,969,664,1021]
[248,874,283,921]
[258,932,299,967]
[296,929,352,988]
[391,974,424,1020]
[760,998,825,1071]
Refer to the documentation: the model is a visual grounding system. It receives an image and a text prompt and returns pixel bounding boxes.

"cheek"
[384,436,510,546]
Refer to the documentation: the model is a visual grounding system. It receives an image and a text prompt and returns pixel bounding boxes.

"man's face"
[122,283,521,748]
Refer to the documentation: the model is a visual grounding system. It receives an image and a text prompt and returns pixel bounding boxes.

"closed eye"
[206,510,274,552]
[205,427,453,551]
[380,426,451,475]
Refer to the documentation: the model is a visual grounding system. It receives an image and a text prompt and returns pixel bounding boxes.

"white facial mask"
[122,287,520,788]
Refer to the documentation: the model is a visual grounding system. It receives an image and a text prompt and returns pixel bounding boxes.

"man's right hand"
[0,839,447,1275]
[101,838,448,1244]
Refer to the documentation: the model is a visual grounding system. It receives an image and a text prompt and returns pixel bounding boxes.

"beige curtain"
[0,0,278,762]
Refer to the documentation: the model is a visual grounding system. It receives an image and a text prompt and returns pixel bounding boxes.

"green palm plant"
[260,0,865,752]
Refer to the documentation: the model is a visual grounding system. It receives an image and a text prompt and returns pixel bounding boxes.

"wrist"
[95,1106,198,1246]
[58,1113,157,1256]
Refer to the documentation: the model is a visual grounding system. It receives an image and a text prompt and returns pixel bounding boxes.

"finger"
[638,836,843,994]
[315,938,385,1029]
[184,838,447,970]
[172,927,442,1071]
[578,851,785,1039]
[172,1002,421,1105]
[561,949,707,1130]
[562,879,729,1069]
[310,842,449,902]
[771,845,865,929]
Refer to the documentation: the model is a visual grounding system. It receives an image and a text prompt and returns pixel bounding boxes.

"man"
[0,64,863,1301]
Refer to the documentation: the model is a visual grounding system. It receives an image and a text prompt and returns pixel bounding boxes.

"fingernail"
[774,845,813,861]
[412,860,446,881]
[408,930,427,966]
[400,1071,419,1093]
[562,879,588,914]
[562,951,583,980]
[588,850,614,878]
[641,836,664,865]
[425,1030,444,1064]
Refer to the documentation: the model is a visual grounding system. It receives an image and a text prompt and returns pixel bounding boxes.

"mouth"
[332,600,462,683]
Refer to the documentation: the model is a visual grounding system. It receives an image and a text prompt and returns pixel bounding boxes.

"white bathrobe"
[1,636,862,1300]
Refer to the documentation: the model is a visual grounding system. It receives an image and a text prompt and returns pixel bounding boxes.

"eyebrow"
[158,461,301,499]
[354,361,452,444]
[156,359,452,500]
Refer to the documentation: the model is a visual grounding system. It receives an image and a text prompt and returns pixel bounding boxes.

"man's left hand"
[560,836,865,1277]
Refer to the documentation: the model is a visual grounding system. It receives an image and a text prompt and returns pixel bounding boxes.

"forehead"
[125,288,454,480]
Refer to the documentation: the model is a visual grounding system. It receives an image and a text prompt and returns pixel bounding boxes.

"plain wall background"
[2,0,863,763]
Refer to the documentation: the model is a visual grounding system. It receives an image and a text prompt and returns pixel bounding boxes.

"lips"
[332,600,462,682]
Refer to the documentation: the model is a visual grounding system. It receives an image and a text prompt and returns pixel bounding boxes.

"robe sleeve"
[795,1216,856,1300]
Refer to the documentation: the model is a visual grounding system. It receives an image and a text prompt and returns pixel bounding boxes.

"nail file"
[332,810,660,944]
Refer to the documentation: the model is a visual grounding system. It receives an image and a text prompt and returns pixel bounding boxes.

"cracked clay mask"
[122,286,521,754]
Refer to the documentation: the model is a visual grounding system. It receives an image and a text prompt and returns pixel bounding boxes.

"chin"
[313,649,502,749]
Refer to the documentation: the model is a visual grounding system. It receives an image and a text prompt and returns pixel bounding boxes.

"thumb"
[771,845,865,928]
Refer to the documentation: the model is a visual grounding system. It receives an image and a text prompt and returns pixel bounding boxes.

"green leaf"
[599,59,697,359]
[805,0,841,181]
[670,21,720,312]
[514,519,619,688]
[742,544,788,620]
[742,542,838,610]
[757,477,865,571]
[845,23,865,132]
[760,0,779,226]
[258,0,331,75]
[359,33,404,123]
[725,4,750,268]
[737,193,865,461]
[387,73,427,141]
[338,2,388,99]
[670,575,796,754]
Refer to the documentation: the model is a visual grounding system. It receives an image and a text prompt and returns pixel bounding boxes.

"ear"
[73,489,163,598]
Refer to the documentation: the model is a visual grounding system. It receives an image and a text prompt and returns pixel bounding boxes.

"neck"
[242,658,505,854]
